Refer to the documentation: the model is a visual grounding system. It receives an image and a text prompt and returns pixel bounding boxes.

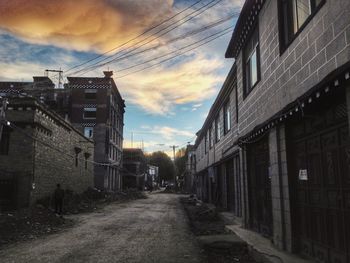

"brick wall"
[236,0,350,137]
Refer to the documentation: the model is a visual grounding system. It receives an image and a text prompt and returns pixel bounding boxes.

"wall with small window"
[195,82,238,172]
[233,0,350,137]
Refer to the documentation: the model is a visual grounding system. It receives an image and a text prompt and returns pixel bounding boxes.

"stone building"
[0,98,94,210]
[194,0,350,262]
[66,71,125,191]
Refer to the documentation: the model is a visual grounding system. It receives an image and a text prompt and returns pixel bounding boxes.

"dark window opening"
[279,0,325,51]
[215,115,221,142]
[84,90,97,100]
[83,108,96,119]
[243,26,260,97]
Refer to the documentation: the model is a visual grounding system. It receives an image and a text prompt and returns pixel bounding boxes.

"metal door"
[287,100,350,263]
[247,137,273,237]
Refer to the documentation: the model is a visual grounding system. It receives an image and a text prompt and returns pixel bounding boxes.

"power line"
[63,0,204,75]
[69,0,226,76]
[115,27,233,79]
[71,13,238,76]
[3,120,115,167]
[116,26,233,74]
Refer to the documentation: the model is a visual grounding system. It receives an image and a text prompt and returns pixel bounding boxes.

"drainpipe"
[276,126,287,250]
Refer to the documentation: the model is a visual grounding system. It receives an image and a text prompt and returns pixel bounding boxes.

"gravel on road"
[0,194,205,263]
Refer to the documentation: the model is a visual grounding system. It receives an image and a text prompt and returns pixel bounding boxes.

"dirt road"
[0,194,205,263]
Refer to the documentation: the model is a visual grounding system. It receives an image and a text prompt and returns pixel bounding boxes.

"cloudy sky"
[0,0,243,156]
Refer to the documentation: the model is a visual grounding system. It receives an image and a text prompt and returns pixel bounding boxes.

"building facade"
[0,98,94,210]
[66,71,125,191]
[194,0,350,262]
[183,145,196,193]
[122,148,147,190]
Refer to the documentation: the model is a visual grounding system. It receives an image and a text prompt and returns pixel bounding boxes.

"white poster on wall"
[298,169,308,180]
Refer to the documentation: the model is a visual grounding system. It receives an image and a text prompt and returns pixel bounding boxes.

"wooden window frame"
[224,100,231,134]
[278,0,326,54]
[243,24,261,99]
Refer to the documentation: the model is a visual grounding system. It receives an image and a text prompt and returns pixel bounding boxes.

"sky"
[0,0,243,157]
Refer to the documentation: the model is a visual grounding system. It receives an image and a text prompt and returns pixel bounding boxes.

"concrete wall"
[268,125,292,252]
[196,83,238,172]
[235,0,350,138]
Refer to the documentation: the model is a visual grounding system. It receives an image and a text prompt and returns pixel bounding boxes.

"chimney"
[103,71,113,78]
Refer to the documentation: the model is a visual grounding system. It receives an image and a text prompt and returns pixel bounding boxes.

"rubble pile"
[181,196,257,263]
[181,196,227,236]
[0,205,73,248]
[36,187,148,215]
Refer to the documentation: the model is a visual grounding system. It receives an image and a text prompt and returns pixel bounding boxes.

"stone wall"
[0,98,94,208]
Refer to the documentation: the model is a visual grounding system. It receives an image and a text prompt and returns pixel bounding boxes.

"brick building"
[0,98,94,210]
[194,0,350,262]
[66,71,125,191]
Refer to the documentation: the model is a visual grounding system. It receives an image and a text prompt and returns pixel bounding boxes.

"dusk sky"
[0,0,243,156]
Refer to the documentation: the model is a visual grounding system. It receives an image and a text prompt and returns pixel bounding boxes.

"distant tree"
[174,147,186,179]
[148,151,175,183]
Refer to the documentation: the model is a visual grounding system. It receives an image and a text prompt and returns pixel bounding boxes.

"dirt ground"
[0,193,206,263]
[0,189,147,248]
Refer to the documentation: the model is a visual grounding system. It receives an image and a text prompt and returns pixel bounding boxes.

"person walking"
[54,184,64,215]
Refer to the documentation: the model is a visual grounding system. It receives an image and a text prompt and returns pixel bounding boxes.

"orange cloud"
[0,0,174,52]
[118,55,224,115]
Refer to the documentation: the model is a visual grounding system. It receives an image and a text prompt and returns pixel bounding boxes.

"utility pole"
[131,132,133,148]
[45,69,63,89]
[170,145,179,187]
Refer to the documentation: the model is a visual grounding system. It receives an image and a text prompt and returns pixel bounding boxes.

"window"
[215,115,221,142]
[83,107,96,119]
[224,101,231,134]
[279,0,324,50]
[0,129,10,155]
[205,133,208,154]
[209,126,213,149]
[243,26,260,96]
[84,89,97,100]
[84,127,93,138]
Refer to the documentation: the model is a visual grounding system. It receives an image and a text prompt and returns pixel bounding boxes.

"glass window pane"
[227,109,231,131]
[296,0,311,29]
[84,127,93,138]
[250,49,258,87]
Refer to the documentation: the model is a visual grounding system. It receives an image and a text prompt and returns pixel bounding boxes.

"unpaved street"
[0,194,205,263]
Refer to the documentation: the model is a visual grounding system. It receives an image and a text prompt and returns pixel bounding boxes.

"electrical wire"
[63,0,204,75]
[3,120,117,167]
[115,28,232,79]
[70,13,238,76]
[69,0,227,76]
